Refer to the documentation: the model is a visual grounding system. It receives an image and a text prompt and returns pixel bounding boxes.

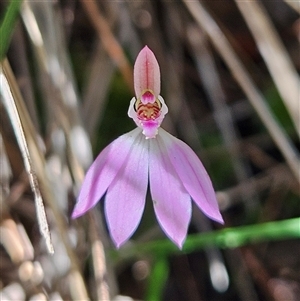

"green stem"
[145,257,169,301]
[112,218,300,259]
[0,0,23,61]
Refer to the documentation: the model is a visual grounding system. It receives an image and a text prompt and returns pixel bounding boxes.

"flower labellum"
[72,46,223,248]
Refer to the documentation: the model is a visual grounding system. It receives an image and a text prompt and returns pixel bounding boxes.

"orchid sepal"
[134,46,160,99]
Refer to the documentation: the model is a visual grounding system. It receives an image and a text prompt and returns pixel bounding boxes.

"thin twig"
[83,45,115,137]
[187,26,256,204]
[282,0,300,14]
[21,1,94,171]
[217,164,296,211]
[1,61,54,254]
[80,0,133,91]
[182,0,300,182]
[9,23,40,131]
[89,211,111,301]
[2,60,90,300]
[235,0,300,136]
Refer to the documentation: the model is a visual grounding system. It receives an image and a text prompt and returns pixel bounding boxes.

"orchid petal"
[105,133,149,248]
[149,136,192,248]
[72,128,141,218]
[159,129,223,224]
[134,46,160,99]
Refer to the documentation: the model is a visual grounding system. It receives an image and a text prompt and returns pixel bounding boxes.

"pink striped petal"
[134,46,160,99]
[159,129,223,224]
[149,136,192,248]
[105,133,149,248]
[72,128,141,218]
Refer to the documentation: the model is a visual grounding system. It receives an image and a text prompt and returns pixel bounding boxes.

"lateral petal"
[72,128,141,218]
[149,136,192,248]
[159,129,223,224]
[105,133,149,248]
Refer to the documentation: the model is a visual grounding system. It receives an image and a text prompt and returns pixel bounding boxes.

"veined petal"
[105,133,149,248]
[149,136,192,248]
[72,128,141,218]
[159,129,223,224]
[134,46,160,99]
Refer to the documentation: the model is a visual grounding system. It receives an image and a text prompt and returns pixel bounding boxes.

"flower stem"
[112,217,300,259]
[146,257,169,301]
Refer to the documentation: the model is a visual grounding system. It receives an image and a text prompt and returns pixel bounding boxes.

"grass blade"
[0,61,54,254]
[0,0,22,61]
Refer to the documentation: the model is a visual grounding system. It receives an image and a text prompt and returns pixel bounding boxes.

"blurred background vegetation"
[0,0,299,300]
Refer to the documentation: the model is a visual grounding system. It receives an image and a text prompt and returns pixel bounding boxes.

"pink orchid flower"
[72,46,223,248]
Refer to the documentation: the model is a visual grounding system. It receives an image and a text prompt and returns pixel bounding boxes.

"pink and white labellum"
[72,46,223,248]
